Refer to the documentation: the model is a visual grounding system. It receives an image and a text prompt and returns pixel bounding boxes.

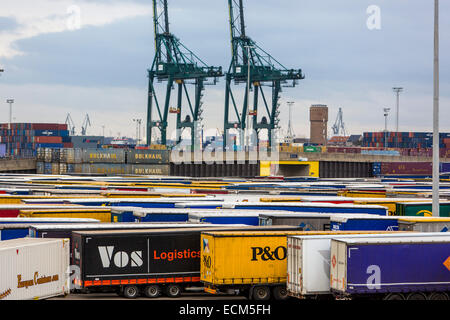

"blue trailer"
[330,236,450,300]
[133,208,191,222]
[110,207,140,222]
[0,224,31,241]
[330,214,399,231]
[176,202,389,216]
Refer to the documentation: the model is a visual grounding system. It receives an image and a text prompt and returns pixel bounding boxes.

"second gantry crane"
[223,0,305,150]
[146,0,223,149]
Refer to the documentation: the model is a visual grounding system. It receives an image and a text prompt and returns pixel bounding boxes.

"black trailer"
[72,225,300,298]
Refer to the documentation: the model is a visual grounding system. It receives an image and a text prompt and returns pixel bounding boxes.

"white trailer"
[0,238,70,300]
[287,232,450,299]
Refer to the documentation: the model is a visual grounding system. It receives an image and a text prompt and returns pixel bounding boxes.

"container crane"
[146,0,223,149]
[223,0,305,150]
[332,107,347,137]
[81,114,91,136]
[65,113,76,135]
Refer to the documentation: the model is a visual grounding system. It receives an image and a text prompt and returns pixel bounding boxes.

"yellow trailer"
[19,208,112,222]
[200,230,401,300]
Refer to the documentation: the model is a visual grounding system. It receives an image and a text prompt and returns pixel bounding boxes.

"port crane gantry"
[332,107,347,137]
[146,0,223,149]
[65,113,76,135]
[223,0,305,150]
[81,114,91,136]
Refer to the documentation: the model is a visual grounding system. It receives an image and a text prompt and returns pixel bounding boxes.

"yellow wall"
[259,161,319,177]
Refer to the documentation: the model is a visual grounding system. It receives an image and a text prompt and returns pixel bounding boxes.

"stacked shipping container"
[0,123,71,158]
[36,148,170,176]
[363,132,450,158]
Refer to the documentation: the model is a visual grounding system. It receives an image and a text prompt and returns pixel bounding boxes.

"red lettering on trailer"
[153,249,200,261]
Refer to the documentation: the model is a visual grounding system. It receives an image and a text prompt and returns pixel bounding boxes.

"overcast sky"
[0,0,449,141]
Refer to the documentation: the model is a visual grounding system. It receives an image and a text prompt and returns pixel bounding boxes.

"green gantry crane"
[147,0,223,148]
[223,0,305,150]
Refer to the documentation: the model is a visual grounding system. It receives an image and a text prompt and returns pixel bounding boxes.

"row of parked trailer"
[0,173,450,300]
[2,228,449,300]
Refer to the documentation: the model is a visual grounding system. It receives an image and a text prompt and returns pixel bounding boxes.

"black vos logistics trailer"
[72,225,301,298]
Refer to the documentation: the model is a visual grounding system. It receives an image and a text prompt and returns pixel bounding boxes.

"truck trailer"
[71,225,300,298]
[330,236,450,300]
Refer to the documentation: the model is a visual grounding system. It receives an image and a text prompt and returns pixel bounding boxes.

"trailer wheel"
[123,285,140,299]
[272,286,289,301]
[144,285,161,298]
[428,292,449,301]
[383,293,405,300]
[407,292,427,300]
[252,286,271,301]
[165,284,182,298]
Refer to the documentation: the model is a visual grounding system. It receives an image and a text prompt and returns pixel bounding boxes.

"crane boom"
[223,0,304,150]
[147,0,223,148]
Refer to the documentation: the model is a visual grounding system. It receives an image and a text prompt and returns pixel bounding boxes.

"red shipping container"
[381,162,432,175]
[58,124,68,131]
[34,136,63,143]
[63,143,73,148]
[31,123,59,130]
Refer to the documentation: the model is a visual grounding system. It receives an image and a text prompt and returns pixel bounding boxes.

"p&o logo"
[251,246,286,261]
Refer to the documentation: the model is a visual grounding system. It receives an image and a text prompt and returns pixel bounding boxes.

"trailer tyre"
[144,285,161,298]
[123,285,140,299]
[272,286,289,301]
[165,284,182,298]
[384,293,405,300]
[428,292,449,301]
[252,286,271,301]
[407,292,427,300]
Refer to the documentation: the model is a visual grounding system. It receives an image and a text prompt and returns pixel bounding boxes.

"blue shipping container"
[0,143,6,158]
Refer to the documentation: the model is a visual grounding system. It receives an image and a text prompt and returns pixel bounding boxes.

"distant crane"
[81,114,91,136]
[332,107,347,136]
[284,101,295,144]
[65,113,76,135]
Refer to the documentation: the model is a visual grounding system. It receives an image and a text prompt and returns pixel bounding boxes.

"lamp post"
[432,0,439,217]
[133,119,142,145]
[244,44,254,151]
[383,108,390,150]
[6,99,14,130]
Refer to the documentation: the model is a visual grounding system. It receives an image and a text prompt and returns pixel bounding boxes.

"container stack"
[0,123,71,158]
[363,132,450,149]
[37,148,170,176]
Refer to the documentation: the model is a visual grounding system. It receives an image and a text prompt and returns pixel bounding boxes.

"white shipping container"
[397,217,450,232]
[0,238,70,300]
[287,232,450,298]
